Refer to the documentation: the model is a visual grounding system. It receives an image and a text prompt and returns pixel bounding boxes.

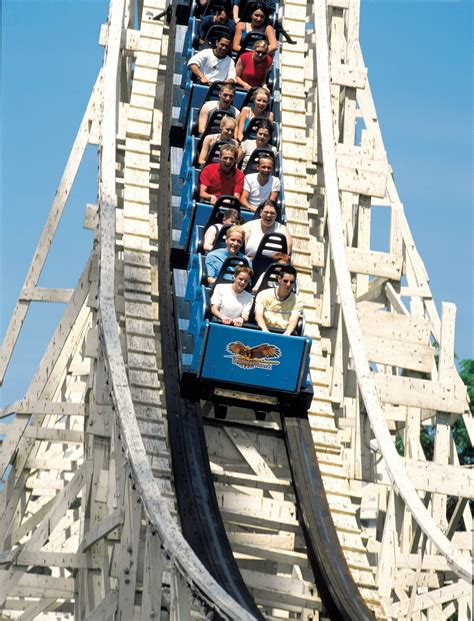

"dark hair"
[251,3,269,19]
[257,154,274,166]
[262,198,277,210]
[215,4,231,16]
[256,119,273,135]
[216,34,232,44]
[234,264,253,278]
[279,265,297,279]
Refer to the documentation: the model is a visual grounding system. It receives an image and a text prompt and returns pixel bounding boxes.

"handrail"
[313,0,471,582]
[97,0,258,617]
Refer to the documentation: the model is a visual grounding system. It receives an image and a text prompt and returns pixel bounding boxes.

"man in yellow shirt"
[254,266,303,336]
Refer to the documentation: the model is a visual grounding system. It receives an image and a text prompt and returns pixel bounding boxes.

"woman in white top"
[242,199,292,258]
[210,265,254,327]
[237,119,277,169]
[198,116,238,165]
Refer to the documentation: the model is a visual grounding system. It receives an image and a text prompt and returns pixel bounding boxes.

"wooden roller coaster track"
[1,0,472,619]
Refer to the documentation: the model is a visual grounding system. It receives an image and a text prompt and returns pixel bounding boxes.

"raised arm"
[235,106,249,142]
[203,225,218,251]
[198,135,212,165]
[235,58,252,90]
[232,22,245,53]
[265,25,278,55]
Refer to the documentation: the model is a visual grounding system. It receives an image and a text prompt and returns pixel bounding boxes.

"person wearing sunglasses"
[235,40,273,90]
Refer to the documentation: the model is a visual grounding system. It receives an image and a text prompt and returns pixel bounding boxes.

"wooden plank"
[373,457,474,499]
[223,429,284,501]
[363,335,434,373]
[346,247,402,279]
[14,551,100,570]
[358,309,430,344]
[373,374,467,413]
[19,287,74,303]
[387,581,471,616]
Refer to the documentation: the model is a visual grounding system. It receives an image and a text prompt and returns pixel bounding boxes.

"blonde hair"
[219,115,237,129]
[226,225,244,240]
[252,87,270,101]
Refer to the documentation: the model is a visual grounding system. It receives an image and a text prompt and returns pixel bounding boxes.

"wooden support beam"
[19,287,74,303]
[387,580,471,617]
[0,76,100,384]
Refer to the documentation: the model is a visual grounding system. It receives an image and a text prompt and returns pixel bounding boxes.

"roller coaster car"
[182,321,313,412]
[177,253,312,412]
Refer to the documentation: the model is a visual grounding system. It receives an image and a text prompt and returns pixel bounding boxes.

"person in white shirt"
[197,83,239,134]
[240,155,280,212]
[210,265,254,327]
[242,199,292,259]
[188,36,236,85]
[237,120,277,169]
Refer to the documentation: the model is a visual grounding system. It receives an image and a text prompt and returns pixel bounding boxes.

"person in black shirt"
[198,6,236,46]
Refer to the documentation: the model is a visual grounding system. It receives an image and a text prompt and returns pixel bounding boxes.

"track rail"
[283,415,375,621]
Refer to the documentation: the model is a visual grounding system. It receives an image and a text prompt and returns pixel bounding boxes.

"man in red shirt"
[199,144,244,204]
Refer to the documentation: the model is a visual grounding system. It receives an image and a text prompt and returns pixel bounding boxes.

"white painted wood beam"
[314,0,471,582]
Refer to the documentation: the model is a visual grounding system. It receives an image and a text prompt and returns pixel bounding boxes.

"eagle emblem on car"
[225,341,282,370]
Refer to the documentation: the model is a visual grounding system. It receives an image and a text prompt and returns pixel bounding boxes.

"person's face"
[223,214,239,225]
[257,158,273,178]
[226,233,243,254]
[254,94,268,111]
[260,206,276,226]
[219,90,234,107]
[255,128,270,146]
[278,273,295,296]
[215,38,231,58]
[234,271,250,292]
[251,9,265,26]
[253,46,267,62]
[220,150,236,172]
[220,122,235,139]
[215,10,228,24]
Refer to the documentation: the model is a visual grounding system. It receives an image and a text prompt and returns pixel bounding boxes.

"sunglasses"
[255,50,266,55]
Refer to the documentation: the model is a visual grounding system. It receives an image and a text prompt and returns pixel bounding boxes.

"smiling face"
[251,8,266,27]
[257,157,274,179]
[255,127,270,146]
[277,272,296,298]
[233,270,251,292]
[253,42,268,63]
[220,120,236,140]
[219,89,234,108]
[260,204,277,227]
[253,93,269,113]
[219,147,237,173]
[215,37,231,58]
[226,232,244,255]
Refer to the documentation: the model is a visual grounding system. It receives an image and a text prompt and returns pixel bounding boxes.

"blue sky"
[1,1,472,406]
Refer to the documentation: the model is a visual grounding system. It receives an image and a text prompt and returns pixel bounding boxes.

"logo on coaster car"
[225,341,281,370]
